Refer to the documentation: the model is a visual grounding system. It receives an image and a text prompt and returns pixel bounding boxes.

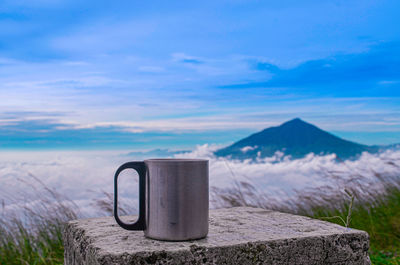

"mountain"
[215,118,379,160]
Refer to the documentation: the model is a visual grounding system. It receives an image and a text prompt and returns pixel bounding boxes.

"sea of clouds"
[0,145,399,218]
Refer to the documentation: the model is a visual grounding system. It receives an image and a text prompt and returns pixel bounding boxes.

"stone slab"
[64,207,370,265]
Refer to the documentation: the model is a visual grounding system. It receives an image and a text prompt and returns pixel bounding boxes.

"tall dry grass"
[0,173,135,265]
[211,157,400,264]
[0,174,79,265]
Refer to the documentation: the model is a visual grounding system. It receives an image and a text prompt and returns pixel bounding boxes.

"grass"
[0,174,78,265]
[0,174,128,265]
[310,186,400,264]
[0,221,65,265]
[212,157,400,264]
[0,157,399,264]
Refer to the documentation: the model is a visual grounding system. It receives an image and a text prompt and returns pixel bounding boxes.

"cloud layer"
[1,146,399,217]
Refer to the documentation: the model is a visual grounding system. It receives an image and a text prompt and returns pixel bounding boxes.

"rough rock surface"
[64,207,370,265]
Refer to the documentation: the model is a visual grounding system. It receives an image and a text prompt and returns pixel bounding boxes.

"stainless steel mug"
[114,159,209,241]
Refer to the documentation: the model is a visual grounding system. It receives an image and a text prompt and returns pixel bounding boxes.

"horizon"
[0,117,397,151]
[1,1,400,150]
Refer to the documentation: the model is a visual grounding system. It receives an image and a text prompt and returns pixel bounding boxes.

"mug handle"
[114,161,146,230]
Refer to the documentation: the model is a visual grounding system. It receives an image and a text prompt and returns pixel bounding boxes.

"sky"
[1,0,400,150]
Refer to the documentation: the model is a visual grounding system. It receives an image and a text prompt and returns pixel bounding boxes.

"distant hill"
[215,118,379,160]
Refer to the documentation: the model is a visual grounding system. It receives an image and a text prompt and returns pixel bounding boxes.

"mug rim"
[144,158,208,163]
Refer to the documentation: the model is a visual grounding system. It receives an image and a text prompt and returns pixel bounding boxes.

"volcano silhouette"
[215,118,377,160]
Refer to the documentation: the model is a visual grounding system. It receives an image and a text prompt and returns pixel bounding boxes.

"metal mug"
[114,158,209,241]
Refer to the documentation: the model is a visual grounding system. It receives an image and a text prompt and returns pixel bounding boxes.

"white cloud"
[52,118,269,133]
[1,146,399,218]
[241,145,258,153]
[174,145,400,194]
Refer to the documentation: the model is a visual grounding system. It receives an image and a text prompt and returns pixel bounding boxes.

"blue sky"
[0,0,400,150]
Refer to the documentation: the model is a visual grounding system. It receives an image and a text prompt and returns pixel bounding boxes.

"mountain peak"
[280,117,310,127]
[215,118,374,160]
[285,117,303,123]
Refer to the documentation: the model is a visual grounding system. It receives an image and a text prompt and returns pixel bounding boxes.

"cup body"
[144,159,209,241]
